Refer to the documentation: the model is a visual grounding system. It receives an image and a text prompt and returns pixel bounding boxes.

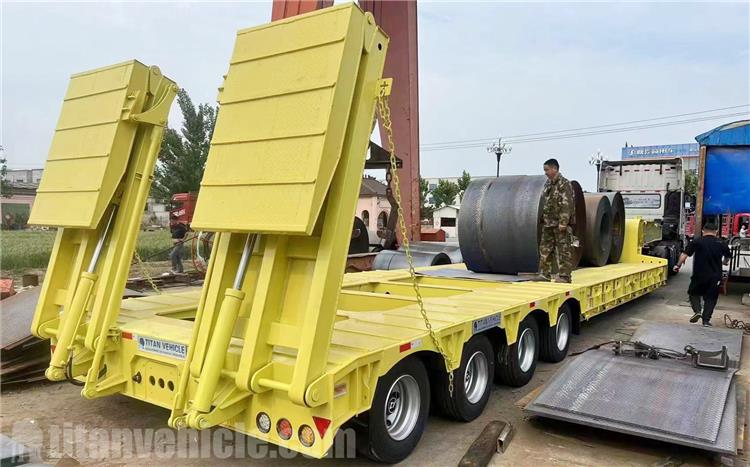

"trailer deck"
[108,239,665,457]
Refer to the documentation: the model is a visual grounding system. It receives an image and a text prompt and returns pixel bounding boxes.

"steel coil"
[458,176,542,273]
[459,175,587,274]
[372,250,451,270]
[570,180,586,266]
[582,194,613,267]
[602,192,625,263]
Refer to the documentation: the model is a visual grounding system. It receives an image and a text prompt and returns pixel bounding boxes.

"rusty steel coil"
[602,192,625,263]
[582,194,613,267]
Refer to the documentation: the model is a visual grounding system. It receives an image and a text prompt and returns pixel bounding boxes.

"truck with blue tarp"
[695,120,750,282]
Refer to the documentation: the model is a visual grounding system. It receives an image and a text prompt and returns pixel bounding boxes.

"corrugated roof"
[359,177,387,197]
[695,120,750,147]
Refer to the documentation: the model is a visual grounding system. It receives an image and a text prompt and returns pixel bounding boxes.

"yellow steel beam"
[29,61,176,387]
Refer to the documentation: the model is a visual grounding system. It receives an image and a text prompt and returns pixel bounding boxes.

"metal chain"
[376,93,455,396]
[724,314,750,334]
[134,250,161,294]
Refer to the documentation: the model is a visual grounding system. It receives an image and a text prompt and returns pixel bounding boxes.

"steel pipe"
[603,192,625,263]
[458,176,586,274]
[400,241,463,264]
[372,250,451,270]
[582,194,613,267]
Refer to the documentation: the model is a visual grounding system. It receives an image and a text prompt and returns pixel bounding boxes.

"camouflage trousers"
[539,226,574,280]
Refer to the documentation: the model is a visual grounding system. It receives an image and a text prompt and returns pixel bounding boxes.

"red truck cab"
[169,193,197,230]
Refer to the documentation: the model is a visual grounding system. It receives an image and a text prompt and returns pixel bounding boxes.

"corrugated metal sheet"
[696,120,750,147]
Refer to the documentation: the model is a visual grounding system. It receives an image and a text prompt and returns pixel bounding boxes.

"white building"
[432,205,460,239]
[143,198,170,228]
[356,177,391,243]
[5,169,44,184]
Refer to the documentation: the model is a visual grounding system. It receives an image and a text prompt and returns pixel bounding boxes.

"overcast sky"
[2,1,748,190]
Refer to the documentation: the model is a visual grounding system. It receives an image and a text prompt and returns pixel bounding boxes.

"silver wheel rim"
[556,312,570,351]
[384,374,420,441]
[518,327,536,373]
[464,351,489,404]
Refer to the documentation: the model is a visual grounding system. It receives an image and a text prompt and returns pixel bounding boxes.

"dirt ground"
[3,259,750,466]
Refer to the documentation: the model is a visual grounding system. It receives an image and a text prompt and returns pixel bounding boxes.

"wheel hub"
[518,327,536,373]
[384,375,420,441]
[464,351,489,404]
[556,312,570,351]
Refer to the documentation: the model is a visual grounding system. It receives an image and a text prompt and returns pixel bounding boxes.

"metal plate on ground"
[528,380,737,454]
[417,269,531,282]
[528,350,735,444]
[632,321,743,369]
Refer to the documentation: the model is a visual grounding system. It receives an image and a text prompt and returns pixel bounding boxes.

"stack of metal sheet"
[526,322,743,454]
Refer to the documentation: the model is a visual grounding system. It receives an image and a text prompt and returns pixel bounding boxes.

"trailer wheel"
[496,317,538,387]
[357,357,430,463]
[540,304,572,363]
[435,334,495,422]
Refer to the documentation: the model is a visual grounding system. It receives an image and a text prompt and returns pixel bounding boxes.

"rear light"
[277,418,292,440]
[299,425,315,447]
[256,413,271,433]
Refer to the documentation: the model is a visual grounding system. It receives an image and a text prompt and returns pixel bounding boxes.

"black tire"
[356,357,430,463]
[435,335,495,422]
[496,317,539,387]
[540,304,572,363]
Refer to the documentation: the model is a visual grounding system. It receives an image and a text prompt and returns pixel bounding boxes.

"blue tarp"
[702,146,750,215]
[695,120,750,146]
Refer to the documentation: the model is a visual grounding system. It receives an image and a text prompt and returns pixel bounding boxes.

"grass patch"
[1,229,174,272]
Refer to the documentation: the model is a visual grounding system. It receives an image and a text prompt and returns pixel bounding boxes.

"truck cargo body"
[599,158,686,271]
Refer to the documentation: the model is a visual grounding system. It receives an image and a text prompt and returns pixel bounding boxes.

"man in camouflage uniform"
[539,158,576,283]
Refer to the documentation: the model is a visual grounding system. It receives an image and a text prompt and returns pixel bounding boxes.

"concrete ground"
[3,258,750,466]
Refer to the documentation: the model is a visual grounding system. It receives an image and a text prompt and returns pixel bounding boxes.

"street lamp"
[589,150,604,191]
[487,138,512,177]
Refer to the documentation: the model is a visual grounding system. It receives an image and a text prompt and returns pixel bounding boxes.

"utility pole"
[487,137,512,177]
[589,149,604,191]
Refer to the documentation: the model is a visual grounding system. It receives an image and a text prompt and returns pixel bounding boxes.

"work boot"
[689,313,702,323]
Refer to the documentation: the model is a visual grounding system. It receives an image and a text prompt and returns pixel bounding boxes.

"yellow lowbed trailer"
[28,4,666,463]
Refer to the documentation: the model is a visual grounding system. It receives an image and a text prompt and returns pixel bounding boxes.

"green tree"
[419,177,433,220]
[432,179,460,208]
[0,145,11,198]
[684,171,698,196]
[457,170,471,201]
[152,89,216,202]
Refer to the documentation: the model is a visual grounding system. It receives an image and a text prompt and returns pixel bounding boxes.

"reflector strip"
[399,339,422,353]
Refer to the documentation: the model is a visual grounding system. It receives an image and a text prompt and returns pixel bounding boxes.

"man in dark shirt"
[673,223,731,326]
[170,223,188,274]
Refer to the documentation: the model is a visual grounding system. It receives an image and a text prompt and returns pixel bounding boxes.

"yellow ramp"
[29,61,154,228]
[191,6,367,234]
